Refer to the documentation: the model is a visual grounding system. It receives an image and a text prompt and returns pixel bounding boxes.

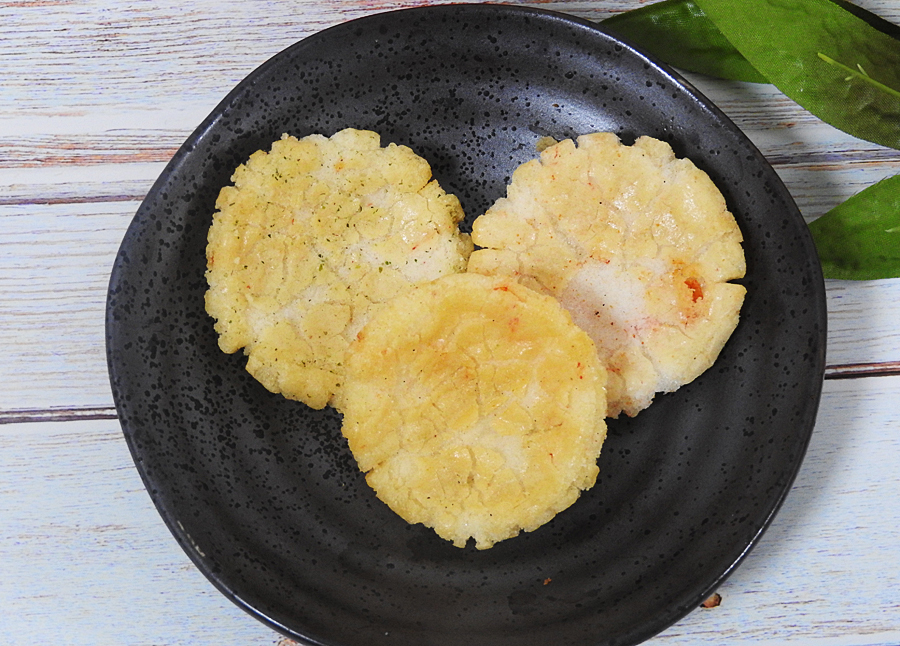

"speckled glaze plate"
[106,5,826,646]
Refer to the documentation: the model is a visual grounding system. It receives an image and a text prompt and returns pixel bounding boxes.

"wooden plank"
[0,201,138,412]
[0,0,324,118]
[825,280,900,368]
[1,377,898,645]
[3,196,900,413]
[0,418,287,646]
[0,0,637,119]
[651,376,900,645]
[0,0,896,121]
[4,113,897,212]
[4,83,898,214]
[0,108,198,204]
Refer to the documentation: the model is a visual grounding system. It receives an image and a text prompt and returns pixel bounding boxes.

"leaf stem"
[817,52,900,100]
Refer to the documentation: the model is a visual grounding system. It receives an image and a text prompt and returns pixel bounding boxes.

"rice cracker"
[205,129,472,409]
[469,133,746,417]
[339,273,608,549]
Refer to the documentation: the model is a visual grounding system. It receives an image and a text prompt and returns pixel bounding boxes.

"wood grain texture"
[3,202,900,413]
[1,378,897,645]
[2,0,900,644]
[0,419,286,646]
[0,201,138,412]
[650,376,900,645]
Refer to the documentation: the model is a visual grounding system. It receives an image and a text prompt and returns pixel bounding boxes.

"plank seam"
[3,361,899,424]
[825,362,900,380]
[0,195,146,207]
[0,407,118,425]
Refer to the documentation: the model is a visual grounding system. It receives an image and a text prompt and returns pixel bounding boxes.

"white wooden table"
[2,1,899,644]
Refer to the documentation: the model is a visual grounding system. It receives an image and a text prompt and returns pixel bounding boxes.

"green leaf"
[693,0,900,150]
[808,174,900,280]
[603,0,900,85]
[601,0,767,83]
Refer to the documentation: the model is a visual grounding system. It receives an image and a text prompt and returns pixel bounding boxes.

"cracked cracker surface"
[339,273,608,549]
[205,129,472,409]
[469,133,746,418]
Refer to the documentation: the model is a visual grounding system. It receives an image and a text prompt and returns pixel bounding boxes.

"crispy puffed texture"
[340,273,608,550]
[205,129,472,409]
[469,133,746,418]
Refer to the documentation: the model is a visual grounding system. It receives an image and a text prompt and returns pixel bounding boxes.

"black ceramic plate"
[106,5,826,646]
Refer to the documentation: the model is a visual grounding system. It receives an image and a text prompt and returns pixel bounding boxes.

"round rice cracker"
[340,273,608,550]
[205,129,472,410]
[469,133,746,418]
